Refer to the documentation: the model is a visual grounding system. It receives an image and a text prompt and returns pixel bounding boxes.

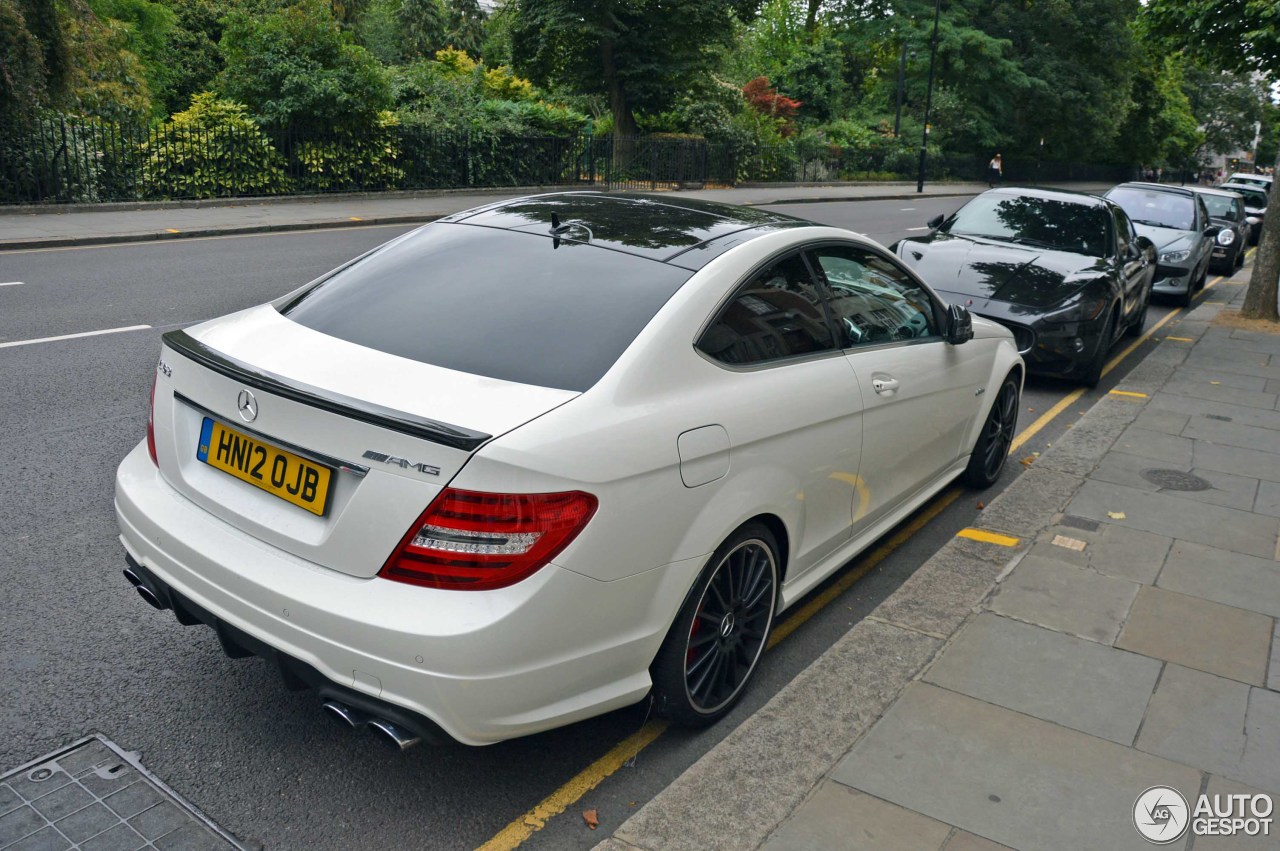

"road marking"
[476,720,669,851]
[906,226,929,231]
[0,324,151,348]
[1164,336,1194,342]
[956,528,1020,547]
[0,281,23,287]
[901,207,916,211]
[1109,390,1147,399]
[165,228,180,233]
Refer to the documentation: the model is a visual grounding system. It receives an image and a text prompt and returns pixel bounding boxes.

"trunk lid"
[153,305,577,578]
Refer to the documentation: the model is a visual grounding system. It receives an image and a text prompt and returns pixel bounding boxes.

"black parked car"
[1219,182,1269,246]
[1189,186,1249,272]
[893,187,1154,386]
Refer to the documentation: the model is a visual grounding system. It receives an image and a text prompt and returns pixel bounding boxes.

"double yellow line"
[478,254,1249,851]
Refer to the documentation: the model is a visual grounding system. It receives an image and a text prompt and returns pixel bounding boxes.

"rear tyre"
[1077,308,1115,387]
[962,372,1020,488]
[651,523,779,727]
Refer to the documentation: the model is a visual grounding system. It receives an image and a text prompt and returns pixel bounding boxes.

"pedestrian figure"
[988,153,1003,187]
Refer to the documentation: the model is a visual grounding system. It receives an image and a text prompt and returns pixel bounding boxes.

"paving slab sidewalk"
[0,181,1112,250]
[596,263,1280,850]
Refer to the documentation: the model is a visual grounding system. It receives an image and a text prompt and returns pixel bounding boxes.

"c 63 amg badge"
[362,450,441,476]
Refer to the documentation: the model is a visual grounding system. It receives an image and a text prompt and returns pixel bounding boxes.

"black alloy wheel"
[651,524,779,726]
[962,372,1020,488]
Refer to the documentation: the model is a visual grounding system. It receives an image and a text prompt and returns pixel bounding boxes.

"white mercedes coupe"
[115,192,1023,749]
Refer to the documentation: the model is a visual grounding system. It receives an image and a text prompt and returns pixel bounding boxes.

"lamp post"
[915,0,942,193]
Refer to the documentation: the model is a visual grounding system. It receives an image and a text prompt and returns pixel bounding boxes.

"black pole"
[916,0,941,193]
[894,41,907,138]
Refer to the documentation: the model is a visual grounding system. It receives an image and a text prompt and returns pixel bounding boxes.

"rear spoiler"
[163,330,492,452]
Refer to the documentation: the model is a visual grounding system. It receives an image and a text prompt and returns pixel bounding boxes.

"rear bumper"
[115,441,700,745]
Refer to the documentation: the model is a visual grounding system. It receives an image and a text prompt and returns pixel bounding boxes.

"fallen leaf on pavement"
[976,501,985,510]
[1107,511,1126,520]
[1020,456,1036,466]
[583,810,599,830]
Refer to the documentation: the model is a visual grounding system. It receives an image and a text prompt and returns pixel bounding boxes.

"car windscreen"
[943,194,1109,256]
[277,223,692,392]
[1200,194,1240,221]
[1106,188,1196,231]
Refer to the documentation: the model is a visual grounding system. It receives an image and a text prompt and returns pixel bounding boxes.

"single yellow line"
[475,720,669,851]
[1109,390,1147,399]
[956,528,1020,547]
[164,228,180,233]
[1,222,415,254]
[767,486,964,649]
[1164,336,1194,342]
[1009,388,1084,453]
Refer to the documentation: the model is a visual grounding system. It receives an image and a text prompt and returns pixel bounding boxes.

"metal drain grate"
[1,735,245,850]
[1141,469,1212,492]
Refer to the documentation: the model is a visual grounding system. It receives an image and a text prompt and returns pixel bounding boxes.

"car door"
[695,250,864,576]
[806,242,987,536]
[1194,196,1214,276]
[1112,205,1149,322]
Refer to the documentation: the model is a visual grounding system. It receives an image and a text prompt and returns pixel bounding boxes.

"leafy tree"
[87,0,176,117]
[152,0,235,116]
[510,0,761,139]
[0,0,51,124]
[444,0,485,56]
[1144,0,1280,320]
[1182,64,1266,162]
[218,0,391,132]
[397,0,448,60]
[1112,52,1201,171]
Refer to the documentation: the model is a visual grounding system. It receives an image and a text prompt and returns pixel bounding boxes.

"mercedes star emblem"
[236,389,258,423]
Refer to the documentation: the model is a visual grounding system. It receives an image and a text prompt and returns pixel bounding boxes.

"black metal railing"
[0,114,1136,205]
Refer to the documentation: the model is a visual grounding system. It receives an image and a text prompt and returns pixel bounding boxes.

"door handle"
[872,377,900,395]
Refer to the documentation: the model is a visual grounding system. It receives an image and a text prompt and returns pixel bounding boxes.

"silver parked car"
[1104,182,1217,307]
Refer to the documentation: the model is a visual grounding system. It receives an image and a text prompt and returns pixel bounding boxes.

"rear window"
[278,223,692,392]
[1200,194,1240,221]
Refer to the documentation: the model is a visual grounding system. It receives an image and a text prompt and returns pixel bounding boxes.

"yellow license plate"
[197,418,332,516]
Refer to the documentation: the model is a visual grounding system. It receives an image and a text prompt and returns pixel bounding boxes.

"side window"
[809,245,939,347]
[1197,198,1209,230]
[697,253,836,365]
[1113,207,1131,257]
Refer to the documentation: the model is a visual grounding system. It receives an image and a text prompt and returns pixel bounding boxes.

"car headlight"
[1160,249,1191,263]
[1217,230,1236,246]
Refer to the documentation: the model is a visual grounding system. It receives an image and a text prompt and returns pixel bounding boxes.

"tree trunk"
[1240,148,1280,321]
[805,0,821,31]
[600,38,637,138]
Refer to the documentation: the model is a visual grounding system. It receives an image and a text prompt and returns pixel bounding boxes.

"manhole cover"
[0,734,246,850]
[1141,469,1212,491]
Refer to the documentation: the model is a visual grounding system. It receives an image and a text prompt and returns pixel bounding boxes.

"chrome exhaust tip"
[322,701,370,730]
[368,718,422,751]
[123,568,165,610]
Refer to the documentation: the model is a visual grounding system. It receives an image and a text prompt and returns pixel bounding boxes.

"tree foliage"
[218,0,391,132]
[510,0,761,138]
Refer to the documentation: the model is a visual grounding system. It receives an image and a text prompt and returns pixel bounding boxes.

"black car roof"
[440,191,812,270]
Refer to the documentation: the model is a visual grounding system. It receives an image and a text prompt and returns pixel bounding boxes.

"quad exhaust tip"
[322,701,422,750]
[123,568,165,611]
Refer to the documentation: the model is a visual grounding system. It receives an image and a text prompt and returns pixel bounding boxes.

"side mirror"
[945,304,973,345]
[1134,235,1154,253]
[927,214,945,230]
[1205,225,1221,238]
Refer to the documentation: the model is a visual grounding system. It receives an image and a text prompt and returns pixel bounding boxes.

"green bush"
[294,110,405,191]
[141,93,287,198]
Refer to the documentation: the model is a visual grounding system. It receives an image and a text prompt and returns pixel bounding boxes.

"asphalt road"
[0,194,1183,850]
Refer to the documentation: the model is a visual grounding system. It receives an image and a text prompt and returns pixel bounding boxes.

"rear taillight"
[146,375,158,466]
[379,488,598,591]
